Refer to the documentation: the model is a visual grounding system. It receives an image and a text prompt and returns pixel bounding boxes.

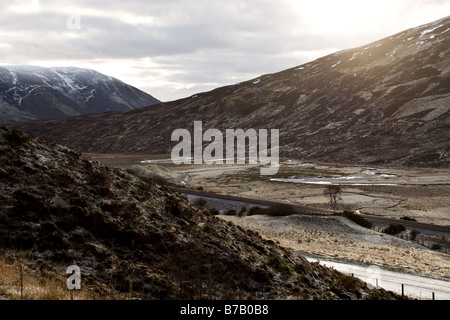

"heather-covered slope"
[0,127,400,299]
[14,16,450,168]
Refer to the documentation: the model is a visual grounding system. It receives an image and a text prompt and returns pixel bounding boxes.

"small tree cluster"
[383,224,406,235]
[324,185,342,212]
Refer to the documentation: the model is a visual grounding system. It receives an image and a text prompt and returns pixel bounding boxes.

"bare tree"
[323,185,342,212]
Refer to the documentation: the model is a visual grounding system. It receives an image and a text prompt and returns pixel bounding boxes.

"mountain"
[0,126,399,300]
[0,65,160,124]
[13,16,450,168]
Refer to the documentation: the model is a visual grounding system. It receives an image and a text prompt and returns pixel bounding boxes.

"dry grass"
[87,155,450,281]
[221,214,450,280]
[0,252,94,300]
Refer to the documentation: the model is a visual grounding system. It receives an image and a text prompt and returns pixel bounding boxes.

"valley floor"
[87,154,450,281]
[220,214,450,280]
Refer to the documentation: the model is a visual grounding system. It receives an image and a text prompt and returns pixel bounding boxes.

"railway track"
[171,187,450,235]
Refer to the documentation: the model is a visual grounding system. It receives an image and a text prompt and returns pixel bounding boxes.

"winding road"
[172,187,450,235]
[305,257,450,300]
[172,187,450,299]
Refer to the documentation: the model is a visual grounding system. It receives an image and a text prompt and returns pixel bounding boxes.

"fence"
[371,226,449,254]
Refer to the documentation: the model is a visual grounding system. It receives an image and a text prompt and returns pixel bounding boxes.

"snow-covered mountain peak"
[0,65,160,123]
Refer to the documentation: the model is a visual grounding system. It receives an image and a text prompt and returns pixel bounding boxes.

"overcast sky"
[1,0,449,101]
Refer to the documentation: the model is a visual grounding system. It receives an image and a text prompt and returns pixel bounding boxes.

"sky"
[1,0,449,102]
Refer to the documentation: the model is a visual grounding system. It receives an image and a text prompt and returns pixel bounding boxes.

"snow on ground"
[420,24,444,38]
[331,60,341,68]
[306,257,450,300]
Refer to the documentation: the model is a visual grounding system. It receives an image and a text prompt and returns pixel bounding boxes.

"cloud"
[1,0,449,101]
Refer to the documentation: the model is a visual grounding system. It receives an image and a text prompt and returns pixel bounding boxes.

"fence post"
[401,284,404,297]
[432,292,435,300]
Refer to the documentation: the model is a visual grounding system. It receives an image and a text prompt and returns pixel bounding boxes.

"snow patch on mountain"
[420,24,444,38]
[0,65,160,123]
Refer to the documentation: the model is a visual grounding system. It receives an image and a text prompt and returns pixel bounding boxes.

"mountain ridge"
[12,16,450,168]
[0,65,160,124]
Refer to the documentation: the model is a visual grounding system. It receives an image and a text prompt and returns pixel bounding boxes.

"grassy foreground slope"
[0,127,400,300]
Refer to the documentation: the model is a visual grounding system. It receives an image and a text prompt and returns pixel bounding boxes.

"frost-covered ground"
[88,155,450,282]
[221,214,450,280]
[306,257,450,300]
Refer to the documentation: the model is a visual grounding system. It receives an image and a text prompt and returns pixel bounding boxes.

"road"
[171,187,333,215]
[172,187,450,235]
[305,257,450,300]
[360,214,450,235]
[172,187,450,299]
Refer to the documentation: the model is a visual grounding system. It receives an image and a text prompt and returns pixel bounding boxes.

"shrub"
[165,195,193,219]
[409,229,420,241]
[202,223,218,236]
[339,211,373,229]
[335,274,360,292]
[149,173,168,186]
[39,222,65,249]
[13,188,50,218]
[256,204,296,216]
[90,169,112,186]
[383,224,406,235]
[194,198,207,208]
[401,216,417,222]
[247,206,261,216]
[237,206,247,217]
[209,208,219,215]
[224,209,237,216]
[127,165,168,186]
[3,129,30,147]
[267,254,291,276]
[430,244,442,251]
